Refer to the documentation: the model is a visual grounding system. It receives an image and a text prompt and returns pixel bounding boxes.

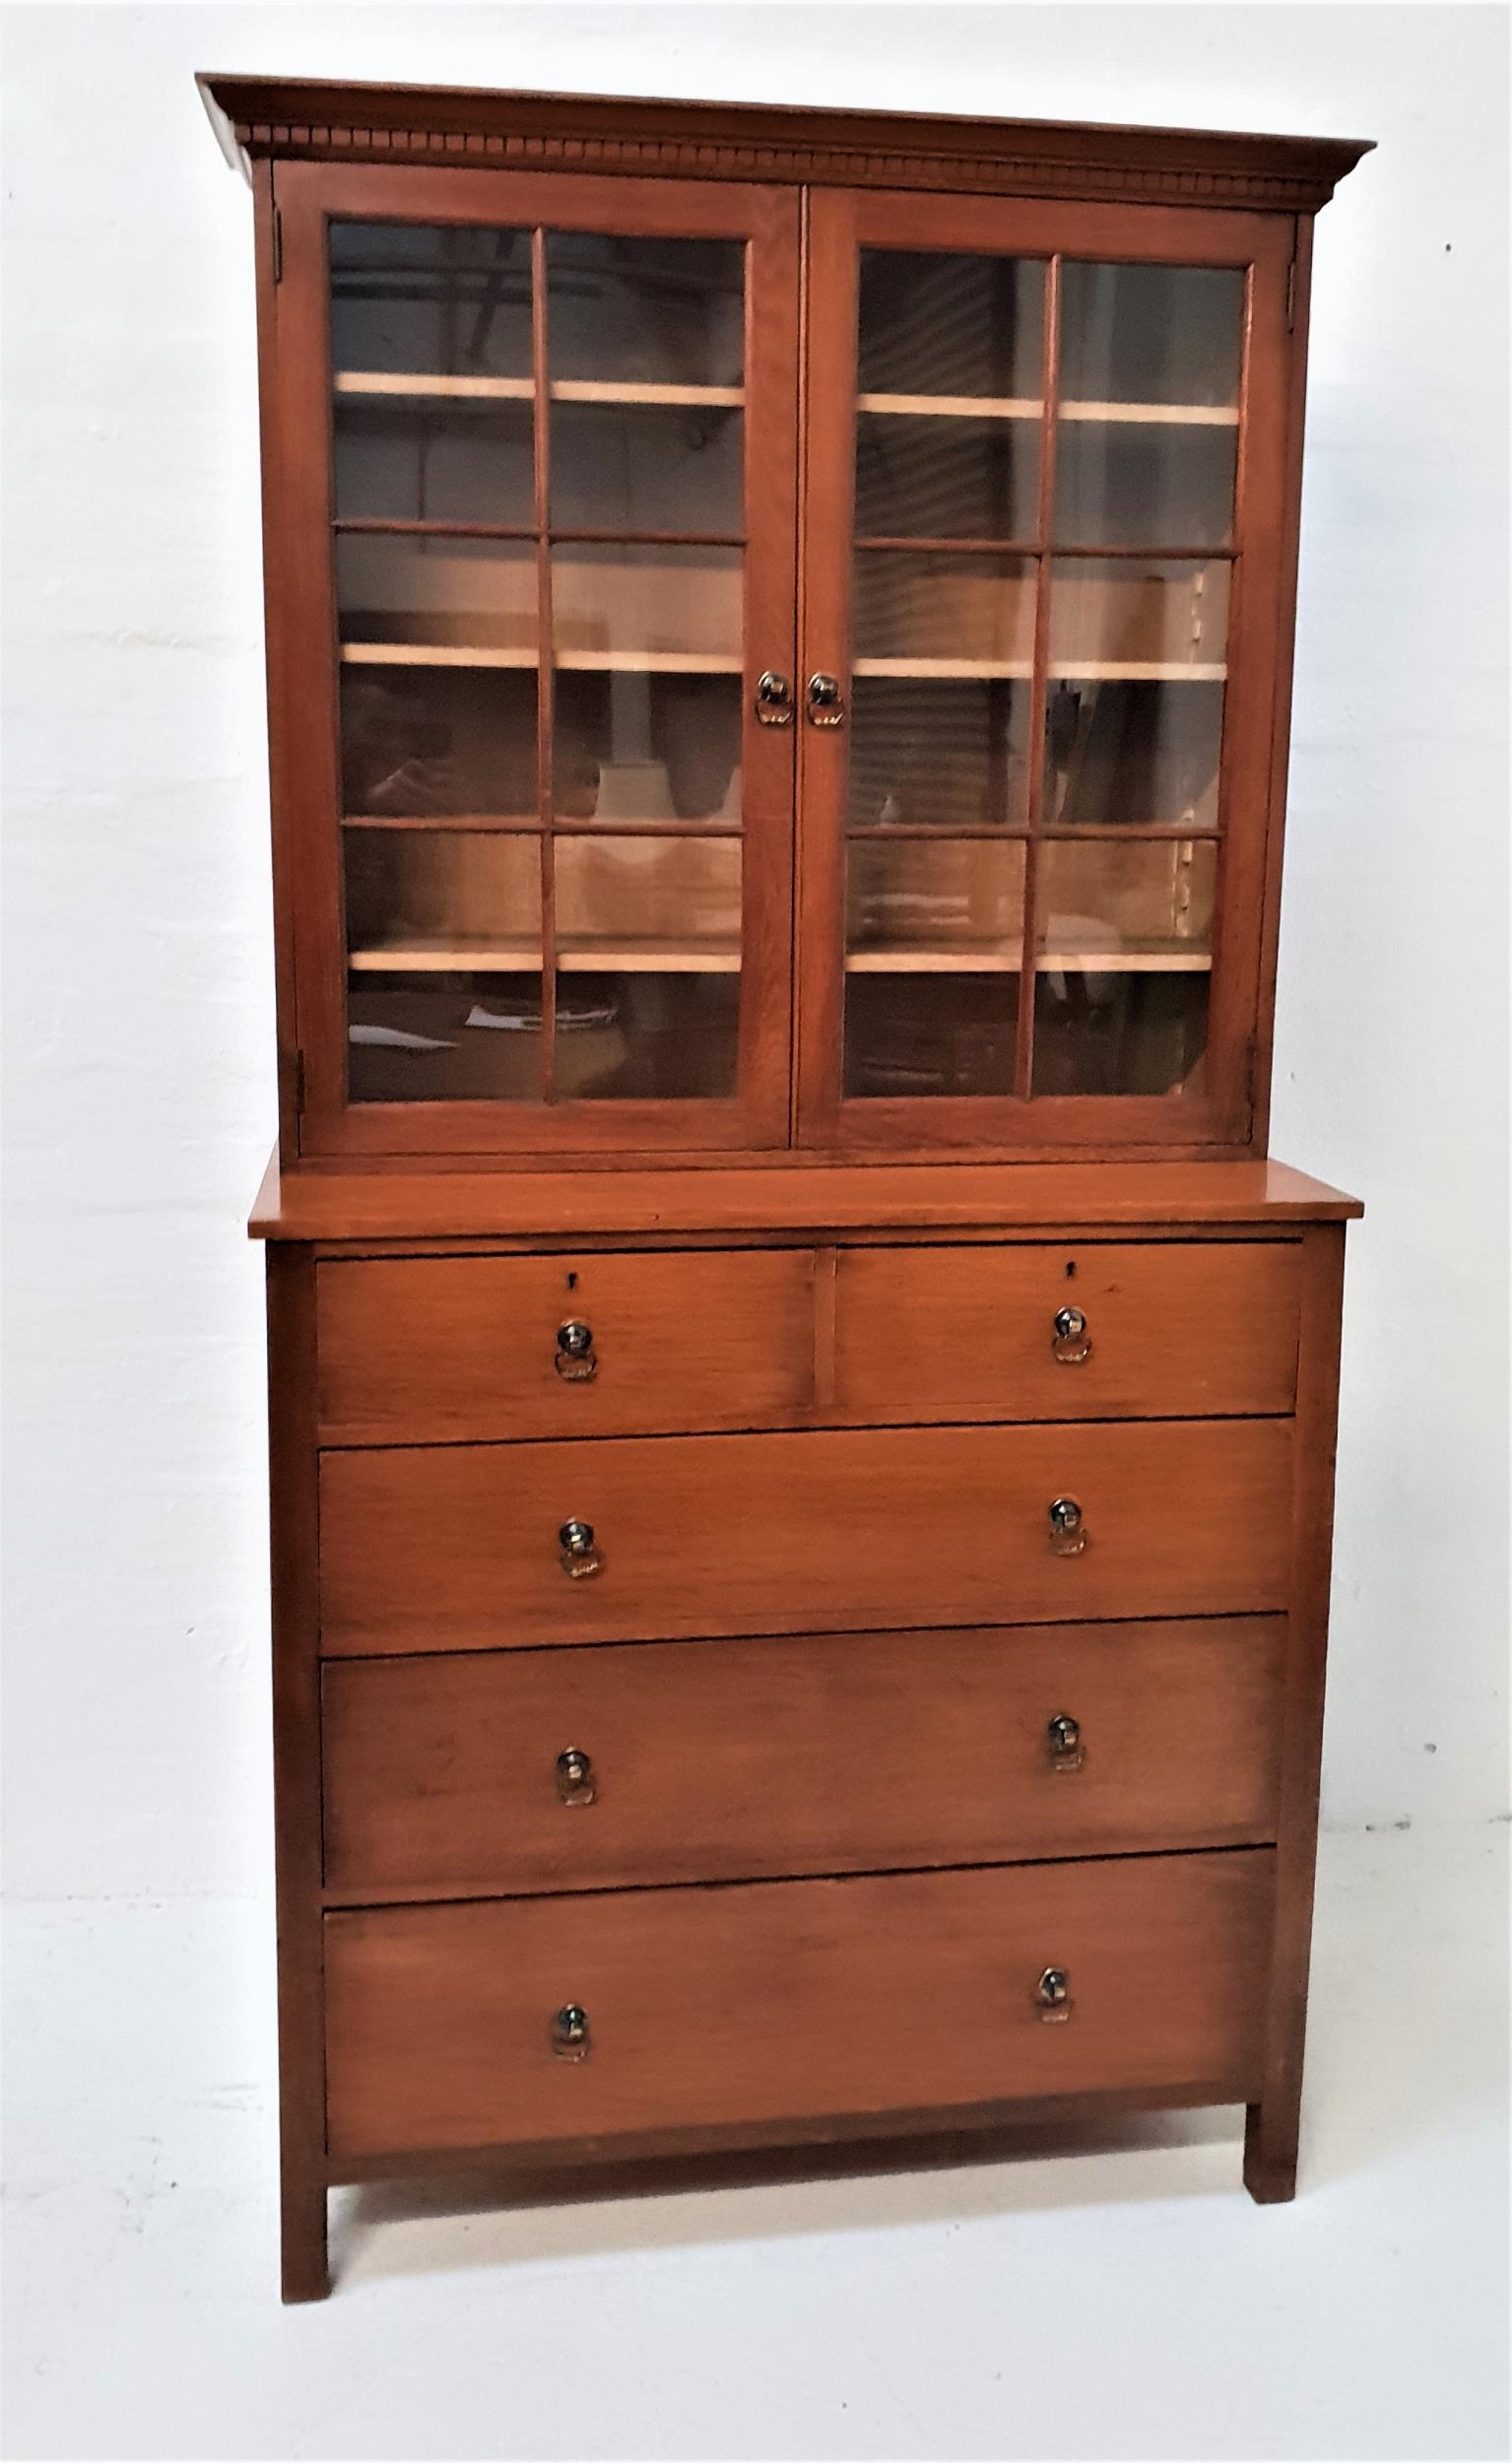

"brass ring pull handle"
[755,670,794,727]
[559,1519,603,1579]
[555,1318,597,1382]
[1035,1967,1073,2024]
[806,672,846,728]
[1046,1712,1085,1772]
[1047,1496,1087,1558]
[556,1747,596,1807]
[1051,1304,1092,1365]
[552,2004,590,2061]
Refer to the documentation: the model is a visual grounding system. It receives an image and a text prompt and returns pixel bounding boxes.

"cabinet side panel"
[1245,1217,1346,2198]
[266,1245,329,2297]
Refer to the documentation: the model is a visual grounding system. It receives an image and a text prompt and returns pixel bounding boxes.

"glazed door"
[270,165,798,1156]
[796,187,1294,1154]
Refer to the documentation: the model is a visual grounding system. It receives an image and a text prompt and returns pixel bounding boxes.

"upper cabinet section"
[205,78,1369,1164]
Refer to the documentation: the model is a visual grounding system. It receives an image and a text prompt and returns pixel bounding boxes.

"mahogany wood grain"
[315,1248,818,1443]
[1245,1221,1346,2201]
[201,77,1372,215]
[264,1247,328,2301]
[248,1150,1362,1242]
[834,1238,1300,1423]
[321,1617,1284,1898]
[324,1848,1275,2159]
[317,1417,1294,1656]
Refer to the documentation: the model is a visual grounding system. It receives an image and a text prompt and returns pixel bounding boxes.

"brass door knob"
[559,1519,603,1578]
[1051,1304,1092,1365]
[1035,1966,1072,2022]
[1047,1496,1087,1557]
[755,670,794,726]
[552,2004,590,2060]
[1046,1713,1085,1770]
[556,1747,596,1806]
[556,1319,597,1382]
[806,672,846,728]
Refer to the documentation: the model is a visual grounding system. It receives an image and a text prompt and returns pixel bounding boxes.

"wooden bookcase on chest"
[203,74,1369,2299]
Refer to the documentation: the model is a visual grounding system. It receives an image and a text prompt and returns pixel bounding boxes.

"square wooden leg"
[1243,2097,1300,2204]
[281,2171,330,2302]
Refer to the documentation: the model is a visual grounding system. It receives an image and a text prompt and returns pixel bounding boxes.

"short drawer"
[834,1239,1301,1424]
[315,1249,818,1443]
[324,1848,1274,2160]
[322,1619,1285,1897]
[318,1419,1294,1655]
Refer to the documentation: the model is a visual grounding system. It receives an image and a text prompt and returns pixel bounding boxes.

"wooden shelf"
[853,394,1236,426]
[857,392,1042,421]
[340,644,740,673]
[349,938,742,974]
[333,372,743,408]
[853,659,1223,682]
[852,657,1032,680]
[845,947,1213,974]
[1060,400,1239,426]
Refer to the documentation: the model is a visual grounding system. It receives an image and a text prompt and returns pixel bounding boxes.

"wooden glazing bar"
[531,227,557,1102]
[1015,252,1062,1098]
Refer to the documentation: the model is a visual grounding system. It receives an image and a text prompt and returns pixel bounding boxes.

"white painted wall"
[4,3,1506,1901]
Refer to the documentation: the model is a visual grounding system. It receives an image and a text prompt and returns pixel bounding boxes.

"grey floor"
[4,1824,1507,2462]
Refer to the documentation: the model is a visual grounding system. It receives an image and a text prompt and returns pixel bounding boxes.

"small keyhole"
[565,1271,578,1291]
[1065,1260,1077,1280]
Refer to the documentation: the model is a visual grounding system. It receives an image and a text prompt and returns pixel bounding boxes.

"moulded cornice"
[198,75,1372,214]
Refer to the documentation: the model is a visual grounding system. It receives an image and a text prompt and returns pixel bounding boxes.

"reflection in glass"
[335,400,534,529]
[555,674,741,826]
[1032,838,1216,1097]
[340,668,537,819]
[854,414,1038,541]
[337,535,537,653]
[1044,560,1229,828]
[1054,418,1236,549]
[554,832,741,1100]
[551,402,743,533]
[853,552,1034,671]
[330,223,533,379]
[858,251,1044,400]
[848,679,1030,832]
[845,975,1020,1098]
[847,836,1025,966]
[344,827,543,1105]
[548,234,745,387]
[553,544,741,666]
[1058,263,1244,409]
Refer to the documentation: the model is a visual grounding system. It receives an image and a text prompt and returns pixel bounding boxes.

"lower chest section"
[295,1227,1321,2171]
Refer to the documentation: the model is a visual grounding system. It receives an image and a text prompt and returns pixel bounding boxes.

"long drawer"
[318,1419,1294,1655]
[834,1239,1301,1422]
[322,1618,1285,1896]
[315,1248,818,1443]
[324,1849,1274,2160]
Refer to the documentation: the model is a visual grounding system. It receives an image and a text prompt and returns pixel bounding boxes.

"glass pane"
[1054,418,1236,549]
[858,251,1044,400]
[1058,263,1244,411]
[344,827,544,1104]
[551,403,742,533]
[855,413,1038,541]
[1032,838,1216,1096]
[554,543,742,827]
[853,551,1035,669]
[849,678,1030,832]
[554,834,740,1099]
[330,223,533,380]
[340,668,536,820]
[844,837,1023,1098]
[548,234,745,388]
[1044,560,1228,829]
[335,399,533,528]
[337,534,536,654]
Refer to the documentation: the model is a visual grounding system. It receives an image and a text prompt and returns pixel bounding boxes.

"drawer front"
[319,1419,1294,1655]
[323,1619,1285,1896]
[835,1239,1301,1423]
[315,1249,818,1443]
[324,1848,1274,2159]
